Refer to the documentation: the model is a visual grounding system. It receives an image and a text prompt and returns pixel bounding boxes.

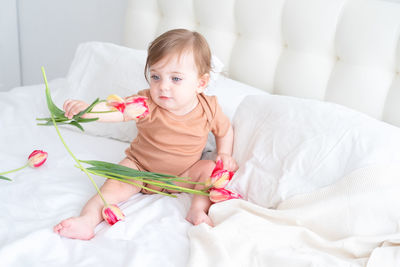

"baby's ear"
[197,73,210,93]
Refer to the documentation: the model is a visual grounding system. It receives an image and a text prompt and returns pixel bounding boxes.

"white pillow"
[66,42,225,102]
[59,41,227,142]
[202,76,268,159]
[227,94,400,208]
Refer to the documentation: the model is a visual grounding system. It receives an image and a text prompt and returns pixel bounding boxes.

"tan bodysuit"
[125,89,230,176]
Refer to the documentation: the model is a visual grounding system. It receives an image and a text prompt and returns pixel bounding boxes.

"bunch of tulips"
[36,91,149,131]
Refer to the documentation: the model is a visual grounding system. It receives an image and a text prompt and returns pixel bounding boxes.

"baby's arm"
[215,125,238,172]
[63,100,125,122]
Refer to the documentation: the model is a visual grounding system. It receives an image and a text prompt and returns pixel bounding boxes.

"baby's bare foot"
[53,216,95,240]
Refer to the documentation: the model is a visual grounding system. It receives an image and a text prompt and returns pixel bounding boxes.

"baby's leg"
[53,157,142,240]
[179,160,216,227]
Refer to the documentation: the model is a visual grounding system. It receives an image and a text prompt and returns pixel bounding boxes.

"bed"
[1,0,400,266]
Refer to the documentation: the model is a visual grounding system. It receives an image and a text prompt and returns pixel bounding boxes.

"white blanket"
[188,164,400,267]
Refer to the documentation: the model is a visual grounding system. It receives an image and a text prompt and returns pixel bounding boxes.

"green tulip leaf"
[0,176,12,181]
[42,69,66,118]
[80,160,175,178]
[74,98,101,118]
[68,121,84,132]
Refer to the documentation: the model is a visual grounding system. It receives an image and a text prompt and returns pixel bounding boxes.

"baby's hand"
[63,99,90,119]
[216,153,238,172]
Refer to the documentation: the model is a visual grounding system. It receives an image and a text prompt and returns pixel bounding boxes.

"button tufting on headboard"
[123,0,400,127]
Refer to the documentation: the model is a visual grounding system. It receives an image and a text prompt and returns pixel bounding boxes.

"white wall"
[0,0,129,92]
[0,0,21,92]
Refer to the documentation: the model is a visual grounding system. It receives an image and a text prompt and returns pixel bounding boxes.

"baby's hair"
[145,29,212,82]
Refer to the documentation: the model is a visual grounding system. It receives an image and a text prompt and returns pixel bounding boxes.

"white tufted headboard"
[123,0,400,127]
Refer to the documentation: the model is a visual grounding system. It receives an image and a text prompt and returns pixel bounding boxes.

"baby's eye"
[151,75,160,81]
[172,77,182,82]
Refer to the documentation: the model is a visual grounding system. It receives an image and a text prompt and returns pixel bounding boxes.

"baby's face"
[148,51,209,116]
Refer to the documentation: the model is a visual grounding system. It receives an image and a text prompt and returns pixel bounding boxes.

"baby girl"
[54,28,238,240]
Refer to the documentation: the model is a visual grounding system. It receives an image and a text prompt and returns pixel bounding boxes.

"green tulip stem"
[42,67,108,206]
[0,163,29,176]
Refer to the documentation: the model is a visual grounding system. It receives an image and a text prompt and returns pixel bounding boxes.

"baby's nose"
[159,80,170,91]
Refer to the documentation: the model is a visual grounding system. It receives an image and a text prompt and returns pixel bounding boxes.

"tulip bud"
[106,94,126,113]
[209,188,241,203]
[27,150,48,168]
[102,204,125,225]
[205,160,234,189]
[124,96,149,119]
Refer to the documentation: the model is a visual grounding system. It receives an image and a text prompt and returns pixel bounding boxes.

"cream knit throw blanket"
[188,164,400,267]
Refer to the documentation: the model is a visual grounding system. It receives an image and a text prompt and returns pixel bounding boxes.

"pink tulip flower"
[106,94,126,113]
[28,150,48,167]
[0,150,48,181]
[209,188,241,203]
[102,204,125,225]
[124,96,149,119]
[205,160,235,189]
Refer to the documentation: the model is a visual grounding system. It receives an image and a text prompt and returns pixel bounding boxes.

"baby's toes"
[53,223,63,233]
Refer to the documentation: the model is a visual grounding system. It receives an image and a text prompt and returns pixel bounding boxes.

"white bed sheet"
[0,80,193,267]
